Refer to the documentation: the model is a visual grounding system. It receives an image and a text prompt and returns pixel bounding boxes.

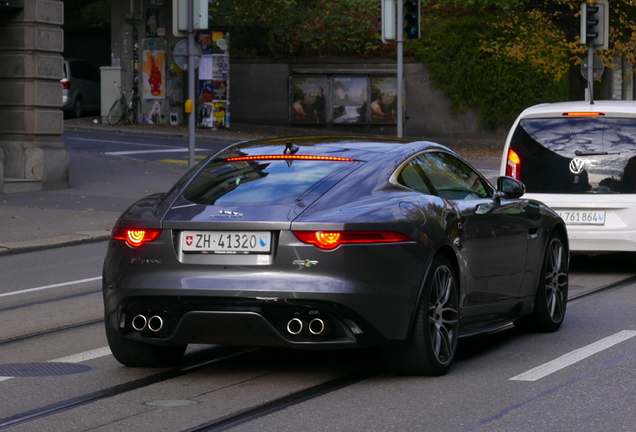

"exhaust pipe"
[286,318,304,335]
[308,318,325,335]
[147,315,164,333]
[131,314,148,332]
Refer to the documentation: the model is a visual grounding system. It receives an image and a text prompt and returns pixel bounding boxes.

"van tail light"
[506,149,521,180]
[292,231,412,250]
[112,228,162,247]
[60,79,70,90]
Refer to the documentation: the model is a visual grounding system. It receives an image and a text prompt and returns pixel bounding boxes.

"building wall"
[0,0,68,191]
[107,1,505,141]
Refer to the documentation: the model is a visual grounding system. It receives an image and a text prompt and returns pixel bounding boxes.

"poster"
[198,33,229,128]
[332,76,368,124]
[290,76,329,124]
[370,77,398,124]
[142,50,165,99]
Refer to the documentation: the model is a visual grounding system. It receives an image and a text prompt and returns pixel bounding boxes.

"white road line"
[65,137,183,148]
[0,276,102,298]
[51,346,112,363]
[510,330,636,381]
[106,148,208,156]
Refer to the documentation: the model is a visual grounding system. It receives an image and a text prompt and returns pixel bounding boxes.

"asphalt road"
[1,129,634,431]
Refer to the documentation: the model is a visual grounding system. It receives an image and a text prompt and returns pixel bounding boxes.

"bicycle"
[108,81,141,126]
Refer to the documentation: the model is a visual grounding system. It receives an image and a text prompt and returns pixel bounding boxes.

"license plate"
[556,210,606,225]
[181,231,272,254]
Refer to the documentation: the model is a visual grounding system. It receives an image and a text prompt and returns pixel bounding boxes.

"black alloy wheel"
[383,255,459,376]
[516,232,568,332]
[73,98,82,118]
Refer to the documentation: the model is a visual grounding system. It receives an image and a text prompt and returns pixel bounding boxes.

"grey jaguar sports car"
[103,136,569,376]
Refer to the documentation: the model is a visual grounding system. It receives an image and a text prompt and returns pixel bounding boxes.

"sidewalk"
[0,117,503,256]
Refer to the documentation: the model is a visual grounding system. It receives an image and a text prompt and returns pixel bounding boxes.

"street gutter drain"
[0,362,91,377]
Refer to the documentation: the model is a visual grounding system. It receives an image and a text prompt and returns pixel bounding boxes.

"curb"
[0,230,111,256]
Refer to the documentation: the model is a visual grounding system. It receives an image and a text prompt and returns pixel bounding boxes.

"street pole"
[396,0,403,138]
[187,0,196,167]
[587,45,594,104]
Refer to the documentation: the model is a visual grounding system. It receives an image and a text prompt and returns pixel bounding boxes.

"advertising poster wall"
[198,32,230,128]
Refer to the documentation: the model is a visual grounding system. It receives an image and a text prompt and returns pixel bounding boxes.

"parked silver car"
[61,58,100,118]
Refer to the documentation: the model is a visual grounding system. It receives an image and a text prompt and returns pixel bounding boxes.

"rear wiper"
[574,150,620,156]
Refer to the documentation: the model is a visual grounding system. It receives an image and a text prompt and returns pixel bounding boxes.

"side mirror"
[496,176,526,199]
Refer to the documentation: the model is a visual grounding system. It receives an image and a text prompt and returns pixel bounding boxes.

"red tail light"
[562,111,604,116]
[60,79,70,90]
[226,155,355,162]
[292,231,412,250]
[506,149,521,179]
[112,228,162,247]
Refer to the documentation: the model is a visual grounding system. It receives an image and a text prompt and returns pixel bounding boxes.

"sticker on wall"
[142,100,162,124]
[142,50,165,99]
[146,9,159,38]
[170,112,178,125]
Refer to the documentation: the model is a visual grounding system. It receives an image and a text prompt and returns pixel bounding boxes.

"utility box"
[100,66,123,124]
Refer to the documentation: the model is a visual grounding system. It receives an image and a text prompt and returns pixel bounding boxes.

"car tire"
[105,325,186,367]
[382,255,459,376]
[515,232,568,333]
[73,98,82,118]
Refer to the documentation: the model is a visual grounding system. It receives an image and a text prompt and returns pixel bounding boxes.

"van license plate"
[556,210,605,225]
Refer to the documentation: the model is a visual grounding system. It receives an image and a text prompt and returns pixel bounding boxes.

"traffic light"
[379,0,397,42]
[580,0,609,50]
[404,0,420,40]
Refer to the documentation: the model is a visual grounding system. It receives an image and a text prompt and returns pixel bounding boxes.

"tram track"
[0,346,256,430]
[0,318,103,347]
[1,272,635,431]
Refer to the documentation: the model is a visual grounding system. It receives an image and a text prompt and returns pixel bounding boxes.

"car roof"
[517,100,636,119]
[217,136,451,162]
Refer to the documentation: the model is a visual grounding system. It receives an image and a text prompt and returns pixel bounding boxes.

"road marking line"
[0,277,102,298]
[65,137,183,148]
[510,330,636,381]
[107,148,208,156]
[51,346,112,363]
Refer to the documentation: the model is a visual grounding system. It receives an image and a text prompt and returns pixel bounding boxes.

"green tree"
[211,0,636,128]
[209,0,383,57]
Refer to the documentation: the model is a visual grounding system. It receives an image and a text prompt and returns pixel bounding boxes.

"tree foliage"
[210,0,384,57]
[63,0,110,31]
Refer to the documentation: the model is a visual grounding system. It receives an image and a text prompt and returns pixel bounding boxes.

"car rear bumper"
[104,294,395,349]
[524,193,636,252]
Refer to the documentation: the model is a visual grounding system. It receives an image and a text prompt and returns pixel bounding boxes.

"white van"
[500,100,636,252]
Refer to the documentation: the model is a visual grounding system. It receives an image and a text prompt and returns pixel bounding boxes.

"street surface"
[0,129,634,431]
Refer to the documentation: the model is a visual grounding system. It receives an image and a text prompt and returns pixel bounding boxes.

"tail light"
[60,79,70,90]
[112,228,162,247]
[506,149,521,180]
[292,231,412,250]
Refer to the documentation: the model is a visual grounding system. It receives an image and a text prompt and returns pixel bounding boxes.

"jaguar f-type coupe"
[103,136,569,376]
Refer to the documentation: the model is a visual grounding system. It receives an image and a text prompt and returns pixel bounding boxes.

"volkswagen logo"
[569,158,586,174]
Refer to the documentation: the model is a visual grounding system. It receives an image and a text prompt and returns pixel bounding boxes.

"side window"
[397,161,432,194]
[415,152,492,200]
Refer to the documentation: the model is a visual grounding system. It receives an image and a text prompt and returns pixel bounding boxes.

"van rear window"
[510,118,636,194]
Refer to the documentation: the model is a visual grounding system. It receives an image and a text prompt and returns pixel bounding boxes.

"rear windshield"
[182,158,360,205]
[511,117,636,194]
